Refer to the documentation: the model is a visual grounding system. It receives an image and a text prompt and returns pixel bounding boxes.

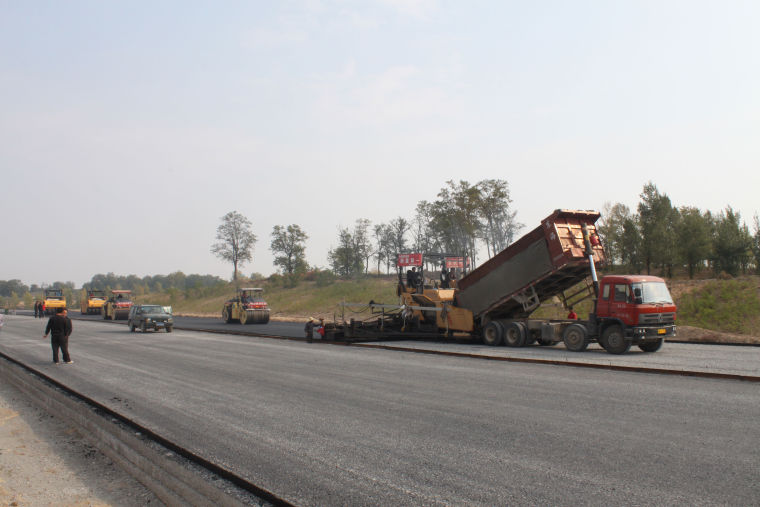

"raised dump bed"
[456,209,605,321]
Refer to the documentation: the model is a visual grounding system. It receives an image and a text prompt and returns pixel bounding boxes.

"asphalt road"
[2,315,759,506]
[66,310,307,338]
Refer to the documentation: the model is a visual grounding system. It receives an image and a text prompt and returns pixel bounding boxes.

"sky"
[1,0,759,288]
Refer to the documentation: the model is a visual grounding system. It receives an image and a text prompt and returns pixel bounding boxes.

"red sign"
[397,253,423,267]
[445,257,464,269]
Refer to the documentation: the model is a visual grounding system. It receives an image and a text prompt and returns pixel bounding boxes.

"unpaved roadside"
[0,378,161,507]
[675,325,760,345]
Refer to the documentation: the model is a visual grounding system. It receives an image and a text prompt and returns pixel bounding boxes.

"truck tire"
[601,325,631,354]
[166,325,173,333]
[503,322,527,347]
[563,323,589,352]
[222,308,231,323]
[240,310,249,325]
[130,323,135,332]
[638,338,663,352]
[482,321,503,346]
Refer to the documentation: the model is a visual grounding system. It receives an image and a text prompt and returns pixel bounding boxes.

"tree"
[352,219,373,275]
[637,182,675,275]
[411,201,433,247]
[211,211,257,281]
[675,207,712,279]
[388,217,410,257]
[328,227,363,277]
[597,202,634,268]
[753,214,760,274]
[712,207,752,277]
[373,223,393,274]
[428,180,483,267]
[477,179,521,257]
[619,217,643,273]
[0,279,28,297]
[270,224,309,275]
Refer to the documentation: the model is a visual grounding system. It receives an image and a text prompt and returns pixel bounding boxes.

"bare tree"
[353,219,373,274]
[211,211,257,281]
[477,179,521,257]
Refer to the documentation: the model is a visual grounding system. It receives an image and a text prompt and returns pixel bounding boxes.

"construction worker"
[440,267,450,288]
[304,317,315,343]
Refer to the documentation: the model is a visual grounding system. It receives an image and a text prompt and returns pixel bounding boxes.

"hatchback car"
[128,304,174,332]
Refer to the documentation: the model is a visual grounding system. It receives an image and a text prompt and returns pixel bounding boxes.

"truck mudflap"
[629,325,676,341]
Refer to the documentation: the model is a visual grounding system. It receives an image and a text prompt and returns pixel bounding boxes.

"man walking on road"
[44,307,73,364]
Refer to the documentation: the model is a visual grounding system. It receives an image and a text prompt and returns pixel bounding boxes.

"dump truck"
[102,290,133,320]
[221,288,270,324]
[80,289,106,315]
[43,288,67,315]
[336,209,676,354]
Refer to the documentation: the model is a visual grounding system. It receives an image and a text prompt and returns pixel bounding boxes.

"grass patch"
[677,278,760,336]
[134,277,399,319]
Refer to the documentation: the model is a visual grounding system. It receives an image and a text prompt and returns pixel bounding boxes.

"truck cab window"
[614,284,629,302]
[602,285,610,300]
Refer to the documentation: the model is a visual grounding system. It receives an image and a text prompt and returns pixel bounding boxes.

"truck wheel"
[130,323,135,332]
[482,322,503,346]
[240,310,249,325]
[638,338,663,353]
[503,322,526,347]
[166,326,173,333]
[222,308,231,323]
[259,315,270,324]
[602,325,631,354]
[563,323,589,352]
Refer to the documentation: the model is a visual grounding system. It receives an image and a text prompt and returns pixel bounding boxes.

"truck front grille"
[639,312,675,325]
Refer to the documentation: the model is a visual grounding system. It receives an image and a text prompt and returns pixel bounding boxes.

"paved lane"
[3,315,759,505]
[66,311,760,377]
[68,310,307,338]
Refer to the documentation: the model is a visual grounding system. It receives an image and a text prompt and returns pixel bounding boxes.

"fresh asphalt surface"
[71,310,306,338]
[3,314,760,505]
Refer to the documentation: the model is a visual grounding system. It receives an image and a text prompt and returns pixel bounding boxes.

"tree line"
[213,179,760,282]
[4,179,758,309]
[212,179,522,280]
[598,182,760,278]
[0,272,227,309]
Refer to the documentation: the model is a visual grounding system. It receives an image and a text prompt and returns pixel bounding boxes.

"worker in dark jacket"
[44,307,73,364]
[440,267,450,288]
[304,317,315,343]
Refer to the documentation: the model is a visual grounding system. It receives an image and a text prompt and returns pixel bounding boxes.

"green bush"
[315,270,336,287]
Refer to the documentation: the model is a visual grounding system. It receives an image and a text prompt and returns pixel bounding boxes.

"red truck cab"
[595,275,676,352]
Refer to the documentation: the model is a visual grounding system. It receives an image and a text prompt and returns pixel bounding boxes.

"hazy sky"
[2,0,759,287]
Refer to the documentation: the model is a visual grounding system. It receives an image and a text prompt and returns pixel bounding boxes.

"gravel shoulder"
[0,377,161,507]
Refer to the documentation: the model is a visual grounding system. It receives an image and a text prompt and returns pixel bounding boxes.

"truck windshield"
[632,282,673,304]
